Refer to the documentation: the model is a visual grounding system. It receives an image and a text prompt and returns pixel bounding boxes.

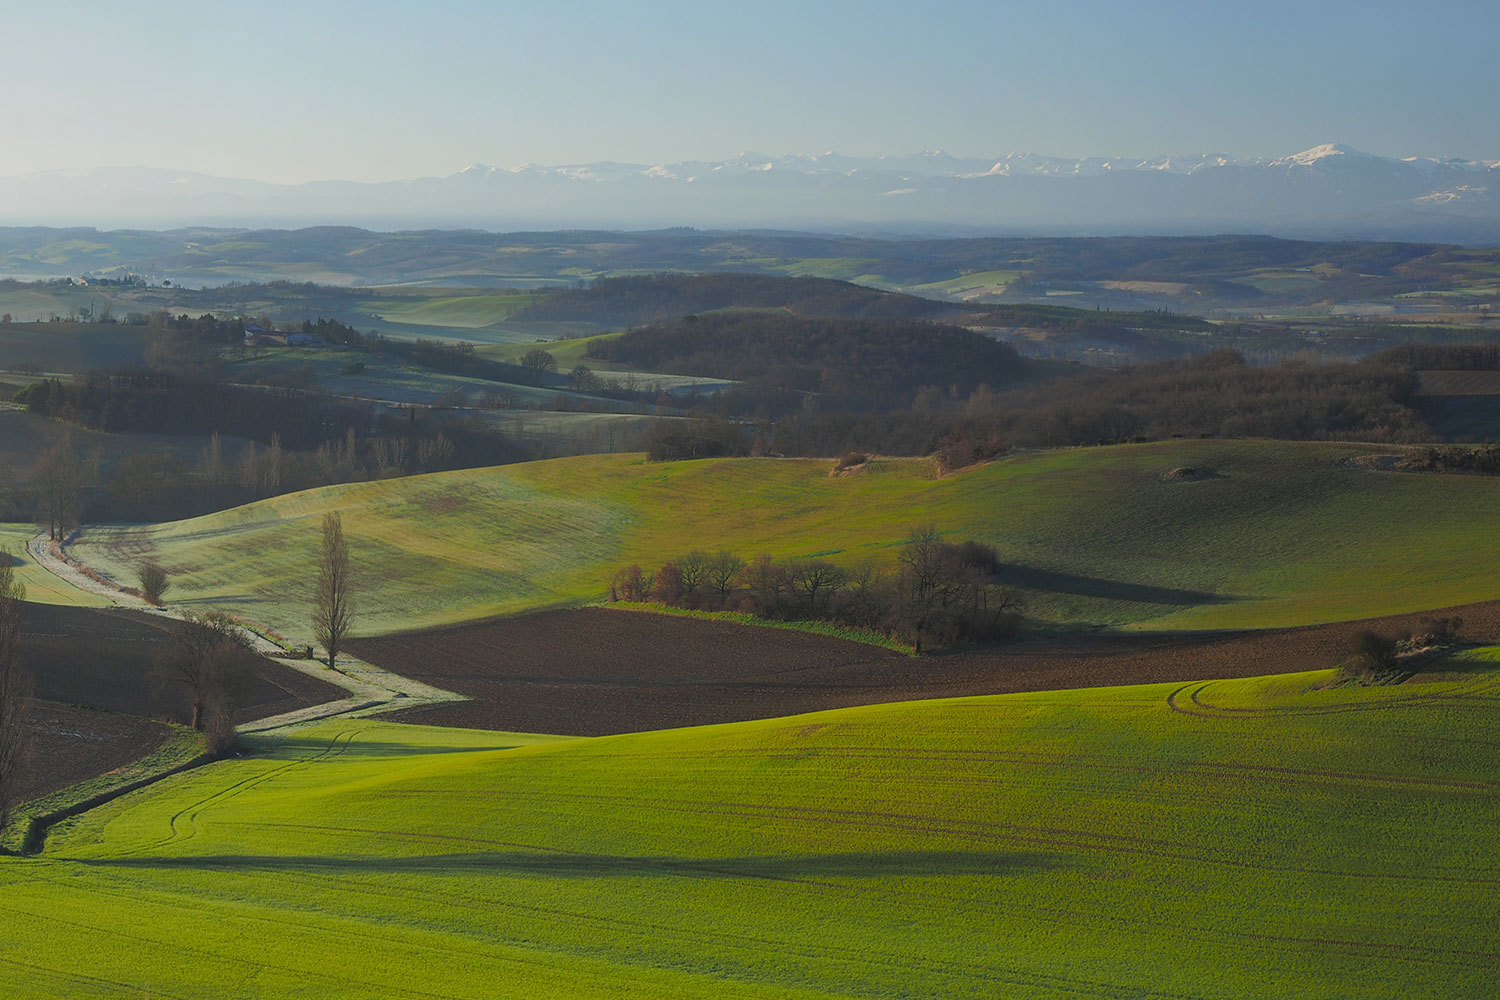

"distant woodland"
[589,313,1031,409]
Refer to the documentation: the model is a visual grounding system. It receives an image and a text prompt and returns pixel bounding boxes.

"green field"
[3,661,1496,998]
[362,292,548,329]
[59,440,1500,643]
[0,524,109,606]
[910,268,1022,298]
[480,331,623,369]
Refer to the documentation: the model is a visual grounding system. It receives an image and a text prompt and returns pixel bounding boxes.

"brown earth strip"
[353,601,1500,736]
[14,701,173,803]
[18,601,346,725]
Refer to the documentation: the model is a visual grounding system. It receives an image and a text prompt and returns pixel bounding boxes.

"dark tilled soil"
[354,602,1500,736]
[17,602,346,726]
[14,700,175,803]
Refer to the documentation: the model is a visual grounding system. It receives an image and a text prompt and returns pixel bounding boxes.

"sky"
[2,0,1497,183]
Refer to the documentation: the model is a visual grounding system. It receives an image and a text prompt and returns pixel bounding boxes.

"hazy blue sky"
[4,0,1496,182]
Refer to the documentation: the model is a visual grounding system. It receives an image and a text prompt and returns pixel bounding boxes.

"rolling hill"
[3,660,1496,997]
[55,439,1500,644]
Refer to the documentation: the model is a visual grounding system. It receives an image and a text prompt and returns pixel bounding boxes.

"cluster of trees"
[1374,343,1500,371]
[609,528,1019,652]
[640,416,747,461]
[1408,445,1500,475]
[589,313,1027,410]
[762,350,1430,464]
[514,273,953,326]
[9,413,507,527]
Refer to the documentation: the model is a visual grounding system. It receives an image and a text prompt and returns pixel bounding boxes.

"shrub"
[137,561,170,605]
[520,349,558,373]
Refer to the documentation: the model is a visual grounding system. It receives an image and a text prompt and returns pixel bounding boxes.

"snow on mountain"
[1,145,1497,241]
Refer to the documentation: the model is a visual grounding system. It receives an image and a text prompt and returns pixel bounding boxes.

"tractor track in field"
[1168,669,1500,720]
[117,728,366,858]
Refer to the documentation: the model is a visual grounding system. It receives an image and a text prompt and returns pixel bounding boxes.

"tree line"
[609,528,1020,653]
[757,349,1430,465]
[513,272,955,326]
[588,312,1028,411]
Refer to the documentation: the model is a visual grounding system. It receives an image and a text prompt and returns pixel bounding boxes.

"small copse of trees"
[609,527,1019,652]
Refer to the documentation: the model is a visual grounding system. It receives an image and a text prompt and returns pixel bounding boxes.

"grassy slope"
[2,666,1496,998]
[362,292,548,329]
[0,524,109,607]
[63,439,1500,642]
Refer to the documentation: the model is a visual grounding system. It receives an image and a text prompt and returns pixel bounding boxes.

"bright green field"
[0,524,108,607]
[61,439,1500,642]
[3,664,1497,998]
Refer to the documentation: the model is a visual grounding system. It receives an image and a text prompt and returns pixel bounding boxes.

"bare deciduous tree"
[138,561,170,605]
[703,552,746,598]
[313,511,354,668]
[0,550,31,836]
[151,613,249,755]
[32,440,81,541]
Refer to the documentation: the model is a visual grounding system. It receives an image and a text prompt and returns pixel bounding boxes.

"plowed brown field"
[14,602,346,800]
[15,701,174,803]
[19,602,344,725]
[353,601,1500,735]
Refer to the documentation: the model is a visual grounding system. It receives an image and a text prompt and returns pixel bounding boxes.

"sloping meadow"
[2,660,1497,998]
[57,439,1500,644]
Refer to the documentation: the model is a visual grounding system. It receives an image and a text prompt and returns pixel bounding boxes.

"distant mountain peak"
[1272,143,1376,167]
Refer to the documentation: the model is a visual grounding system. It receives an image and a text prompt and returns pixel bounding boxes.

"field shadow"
[1002,565,1241,606]
[263,738,525,759]
[84,848,1065,880]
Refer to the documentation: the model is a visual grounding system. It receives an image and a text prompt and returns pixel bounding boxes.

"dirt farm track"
[352,601,1500,736]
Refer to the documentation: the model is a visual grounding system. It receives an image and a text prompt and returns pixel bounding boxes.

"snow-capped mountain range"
[3,144,1498,241]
